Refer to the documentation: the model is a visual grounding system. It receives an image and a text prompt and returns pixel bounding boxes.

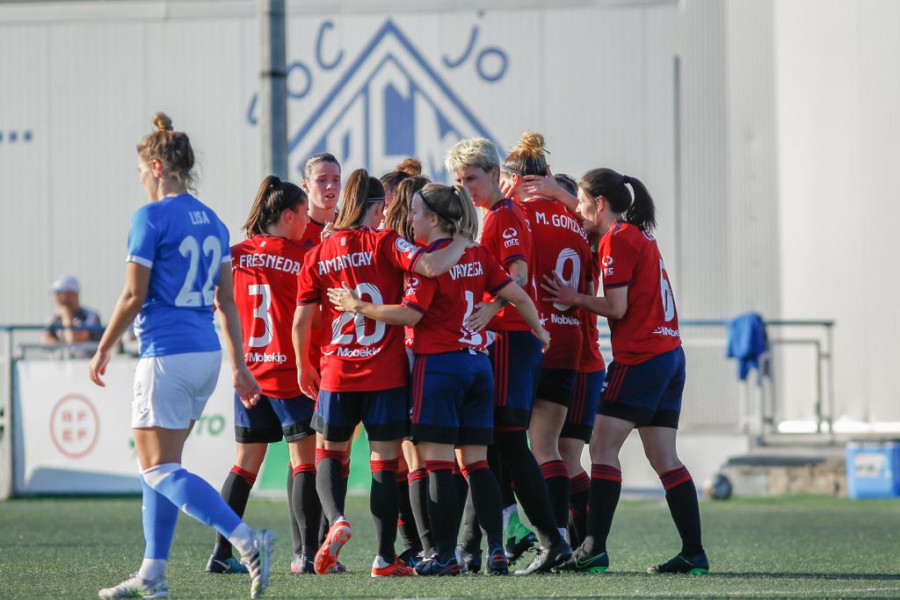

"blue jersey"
[126,193,231,357]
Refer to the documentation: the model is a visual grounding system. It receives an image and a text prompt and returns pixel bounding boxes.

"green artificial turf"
[1,494,898,598]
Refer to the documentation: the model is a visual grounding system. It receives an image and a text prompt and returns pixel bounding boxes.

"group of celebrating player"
[89,114,708,600]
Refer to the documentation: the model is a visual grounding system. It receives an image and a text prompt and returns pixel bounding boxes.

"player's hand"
[521,172,561,200]
[541,272,578,307]
[299,367,320,400]
[234,365,261,408]
[88,348,110,387]
[465,301,501,332]
[327,282,361,313]
[499,176,516,199]
[536,328,551,353]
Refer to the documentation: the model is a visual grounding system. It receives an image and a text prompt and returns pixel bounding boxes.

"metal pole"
[258,0,288,179]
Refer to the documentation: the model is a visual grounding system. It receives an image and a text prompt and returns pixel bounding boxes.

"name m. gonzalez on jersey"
[520,199,592,369]
[599,222,681,365]
[296,229,423,391]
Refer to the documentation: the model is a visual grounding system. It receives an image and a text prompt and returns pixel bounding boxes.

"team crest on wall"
[248,18,506,182]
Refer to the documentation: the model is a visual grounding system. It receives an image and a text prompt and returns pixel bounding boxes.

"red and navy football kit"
[518,198,592,406]
[297,227,423,441]
[404,241,512,446]
[231,235,314,442]
[298,216,330,373]
[481,199,543,428]
[562,252,607,441]
[597,222,685,428]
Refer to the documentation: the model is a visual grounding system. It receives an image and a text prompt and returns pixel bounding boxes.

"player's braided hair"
[243,175,308,237]
[136,112,196,190]
[579,168,657,231]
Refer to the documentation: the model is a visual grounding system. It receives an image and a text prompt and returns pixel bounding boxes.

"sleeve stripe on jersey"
[502,254,527,265]
[488,279,513,296]
[297,296,321,306]
[604,280,632,289]
[402,301,427,315]
[126,255,153,269]
[407,249,424,273]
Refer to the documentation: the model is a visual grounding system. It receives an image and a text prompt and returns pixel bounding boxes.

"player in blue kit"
[89,113,274,599]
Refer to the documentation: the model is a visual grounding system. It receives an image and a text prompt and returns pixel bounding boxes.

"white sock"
[137,558,166,582]
[502,504,518,531]
[228,523,255,557]
[558,527,568,541]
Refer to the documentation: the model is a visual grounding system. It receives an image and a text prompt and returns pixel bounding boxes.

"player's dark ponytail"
[243,175,307,237]
[579,168,657,231]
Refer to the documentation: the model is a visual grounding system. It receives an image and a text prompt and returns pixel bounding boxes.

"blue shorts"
[560,369,605,441]
[537,368,577,407]
[598,346,685,428]
[490,330,544,427]
[234,392,315,443]
[410,350,494,446]
[313,387,409,442]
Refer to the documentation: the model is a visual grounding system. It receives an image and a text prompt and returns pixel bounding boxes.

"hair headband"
[414,190,455,222]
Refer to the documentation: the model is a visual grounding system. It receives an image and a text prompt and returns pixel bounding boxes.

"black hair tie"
[621,175,630,186]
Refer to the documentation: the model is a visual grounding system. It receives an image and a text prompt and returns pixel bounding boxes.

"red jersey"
[481,198,534,332]
[580,250,606,373]
[403,241,512,355]
[518,198,592,369]
[297,217,328,369]
[296,227,423,391]
[232,235,308,398]
[298,217,327,250]
[599,222,681,365]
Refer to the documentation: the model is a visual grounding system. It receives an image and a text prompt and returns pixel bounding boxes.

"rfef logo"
[50,394,99,459]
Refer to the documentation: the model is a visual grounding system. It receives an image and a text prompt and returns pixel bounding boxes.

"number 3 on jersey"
[247,284,273,348]
[331,282,386,346]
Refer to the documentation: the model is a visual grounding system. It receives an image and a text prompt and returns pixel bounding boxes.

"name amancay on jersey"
[318,251,374,275]
[449,261,484,280]
[239,253,301,275]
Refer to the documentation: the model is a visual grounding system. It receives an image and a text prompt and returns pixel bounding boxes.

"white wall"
[773,0,900,423]
[0,0,677,332]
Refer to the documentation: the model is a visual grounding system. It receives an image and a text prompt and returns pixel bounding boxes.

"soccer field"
[2,495,898,599]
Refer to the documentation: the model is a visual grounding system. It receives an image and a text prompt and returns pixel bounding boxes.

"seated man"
[43,276,103,346]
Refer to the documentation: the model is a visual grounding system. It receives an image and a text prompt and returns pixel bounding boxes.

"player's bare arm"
[495,281,550,352]
[411,234,470,277]
[292,303,321,399]
[89,262,150,387]
[327,282,422,326]
[541,272,628,320]
[464,258,527,331]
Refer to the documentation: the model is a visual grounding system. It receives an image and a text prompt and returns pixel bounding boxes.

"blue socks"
[141,477,179,560]
[143,463,242,540]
